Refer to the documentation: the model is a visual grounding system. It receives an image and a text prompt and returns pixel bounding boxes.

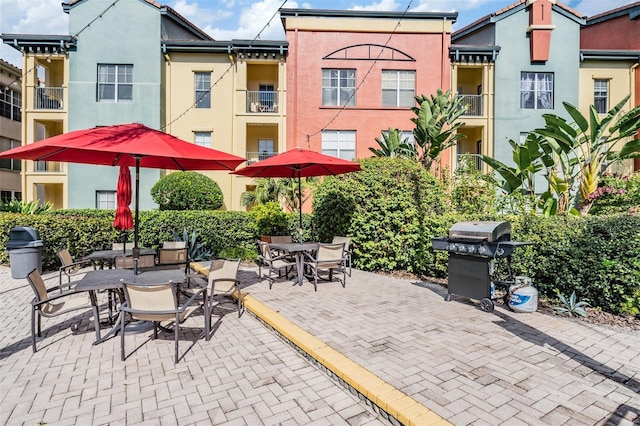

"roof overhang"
[162,40,288,58]
[580,49,640,62]
[449,44,501,62]
[0,34,76,55]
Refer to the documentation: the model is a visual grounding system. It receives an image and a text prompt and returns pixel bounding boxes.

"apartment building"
[0,59,22,202]
[580,2,640,173]
[280,8,457,170]
[450,0,584,188]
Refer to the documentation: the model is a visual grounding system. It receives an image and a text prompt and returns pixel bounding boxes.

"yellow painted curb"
[189,263,451,426]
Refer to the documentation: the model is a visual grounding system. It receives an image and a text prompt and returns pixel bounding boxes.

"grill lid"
[448,221,511,242]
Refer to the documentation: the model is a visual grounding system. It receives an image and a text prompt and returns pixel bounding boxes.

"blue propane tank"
[508,276,538,313]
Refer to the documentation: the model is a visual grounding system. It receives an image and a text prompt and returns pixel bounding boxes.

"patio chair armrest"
[180,287,207,309]
[32,288,86,306]
[212,278,241,286]
[60,259,93,271]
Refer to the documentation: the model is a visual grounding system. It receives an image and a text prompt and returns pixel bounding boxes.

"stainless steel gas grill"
[432,221,531,312]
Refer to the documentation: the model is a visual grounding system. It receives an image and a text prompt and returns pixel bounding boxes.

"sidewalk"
[1,264,639,425]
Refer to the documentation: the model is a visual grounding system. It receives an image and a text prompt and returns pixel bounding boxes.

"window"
[259,84,275,110]
[0,190,20,203]
[258,139,274,160]
[98,64,133,102]
[0,138,21,171]
[382,70,415,107]
[195,72,211,108]
[0,85,21,121]
[194,132,211,148]
[594,79,609,114]
[322,131,356,160]
[322,69,355,106]
[520,72,553,109]
[96,191,116,209]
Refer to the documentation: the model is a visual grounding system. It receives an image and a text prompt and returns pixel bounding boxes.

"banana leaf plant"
[411,89,467,171]
[534,95,640,215]
[369,127,417,158]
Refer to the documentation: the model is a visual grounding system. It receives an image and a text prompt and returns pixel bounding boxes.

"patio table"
[86,248,156,269]
[75,268,187,345]
[269,242,319,285]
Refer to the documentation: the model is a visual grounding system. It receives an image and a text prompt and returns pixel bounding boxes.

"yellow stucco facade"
[162,49,287,211]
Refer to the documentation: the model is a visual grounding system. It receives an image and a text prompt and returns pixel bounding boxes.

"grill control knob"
[457,244,466,252]
[478,245,487,254]
[467,245,475,253]
[448,243,456,251]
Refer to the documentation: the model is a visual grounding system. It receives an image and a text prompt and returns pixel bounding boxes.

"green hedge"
[2,205,638,316]
[0,210,260,271]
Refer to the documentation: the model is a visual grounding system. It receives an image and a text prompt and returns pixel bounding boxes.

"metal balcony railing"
[456,154,484,171]
[246,151,278,165]
[457,94,482,116]
[246,91,279,113]
[33,160,63,173]
[35,87,64,110]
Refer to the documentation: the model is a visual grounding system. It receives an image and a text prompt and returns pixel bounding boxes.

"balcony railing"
[246,151,278,165]
[34,160,63,173]
[457,94,482,116]
[35,87,64,110]
[247,91,279,113]
[456,154,483,171]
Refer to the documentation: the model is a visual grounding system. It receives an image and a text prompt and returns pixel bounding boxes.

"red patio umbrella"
[231,147,361,230]
[113,165,134,250]
[0,123,246,272]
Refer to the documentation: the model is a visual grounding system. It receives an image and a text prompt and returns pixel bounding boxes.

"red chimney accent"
[528,0,554,62]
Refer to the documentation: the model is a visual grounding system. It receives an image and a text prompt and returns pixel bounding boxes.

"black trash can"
[6,227,44,279]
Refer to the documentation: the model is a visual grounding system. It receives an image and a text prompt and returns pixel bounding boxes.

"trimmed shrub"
[151,171,223,210]
[312,157,452,274]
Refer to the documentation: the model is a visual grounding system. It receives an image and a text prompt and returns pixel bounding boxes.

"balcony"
[247,91,279,113]
[35,87,64,110]
[34,160,63,173]
[457,94,482,116]
[246,151,278,165]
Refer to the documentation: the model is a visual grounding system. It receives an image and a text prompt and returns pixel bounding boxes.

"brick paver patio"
[1,263,639,425]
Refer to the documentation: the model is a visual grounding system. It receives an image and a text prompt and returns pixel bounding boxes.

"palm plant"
[411,89,467,172]
[534,95,640,215]
[369,127,416,158]
[241,177,317,213]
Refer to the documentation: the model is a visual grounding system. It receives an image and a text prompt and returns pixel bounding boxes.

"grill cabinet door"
[448,254,491,300]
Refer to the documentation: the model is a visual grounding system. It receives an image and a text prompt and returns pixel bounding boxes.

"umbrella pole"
[133,156,141,274]
[298,172,303,243]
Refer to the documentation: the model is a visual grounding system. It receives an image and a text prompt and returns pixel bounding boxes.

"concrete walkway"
[1,264,639,425]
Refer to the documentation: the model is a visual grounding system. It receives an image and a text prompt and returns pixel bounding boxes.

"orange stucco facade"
[282,10,455,167]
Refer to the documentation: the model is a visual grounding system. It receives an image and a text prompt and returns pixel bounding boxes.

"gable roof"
[586,1,640,25]
[453,0,585,40]
[64,0,212,41]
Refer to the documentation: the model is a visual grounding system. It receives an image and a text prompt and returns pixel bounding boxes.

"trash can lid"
[7,239,44,249]
[9,226,41,242]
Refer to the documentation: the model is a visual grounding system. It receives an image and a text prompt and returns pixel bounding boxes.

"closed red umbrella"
[231,147,361,230]
[0,123,246,273]
[114,164,133,232]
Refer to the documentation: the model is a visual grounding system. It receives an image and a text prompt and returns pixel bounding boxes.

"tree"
[411,89,467,172]
[369,127,416,158]
[482,95,640,215]
[150,171,223,210]
[535,95,640,215]
[241,177,317,213]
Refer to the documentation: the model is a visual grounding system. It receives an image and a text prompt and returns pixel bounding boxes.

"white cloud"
[199,0,299,41]
[572,0,632,17]
[0,0,69,67]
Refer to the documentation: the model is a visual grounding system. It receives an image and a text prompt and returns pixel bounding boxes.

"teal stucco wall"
[492,8,581,191]
[66,0,162,209]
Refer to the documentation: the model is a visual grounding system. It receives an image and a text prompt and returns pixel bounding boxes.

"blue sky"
[0,0,632,68]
